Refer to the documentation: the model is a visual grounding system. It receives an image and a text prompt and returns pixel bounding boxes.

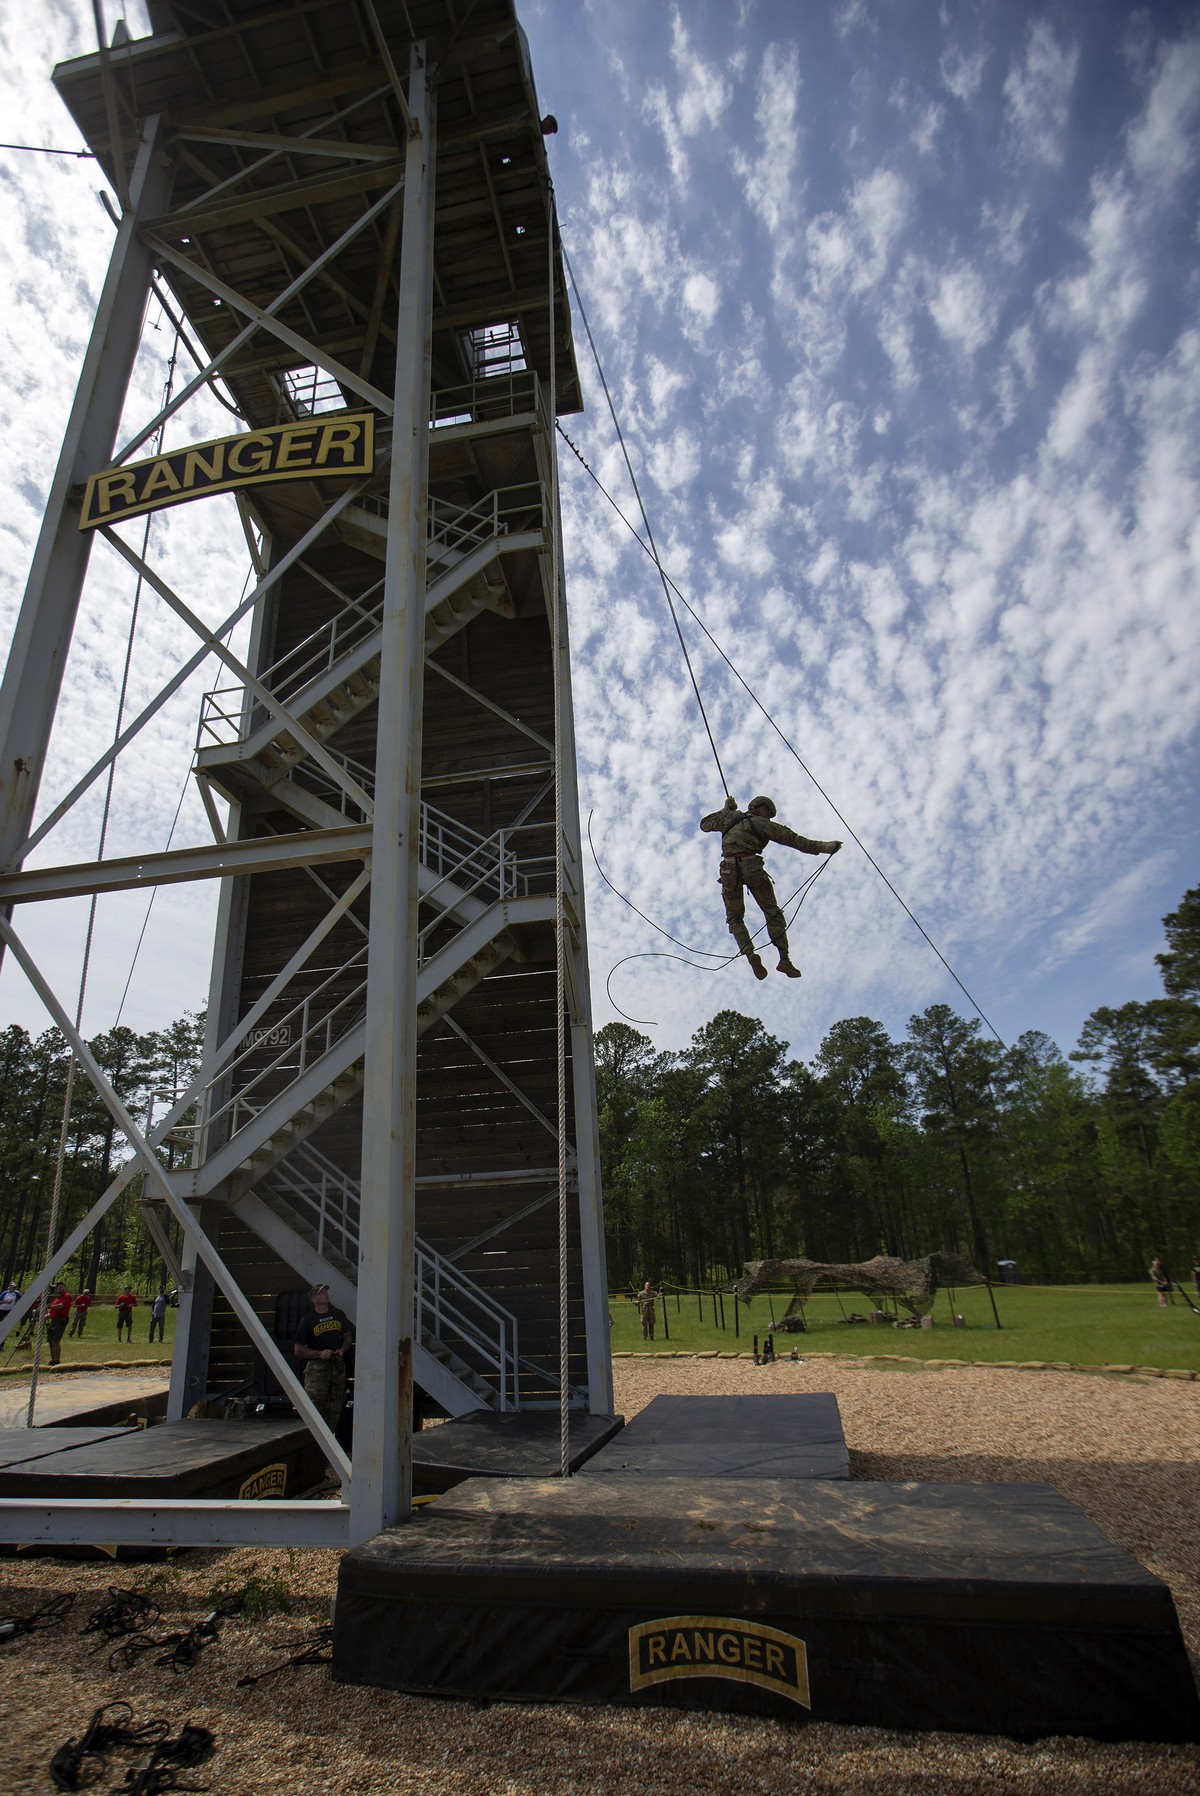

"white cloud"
[733,42,801,238]
[940,44,986,105]
[928,261,997,355]
[670,9,732,135]
[681,270,720,330]
[1126,36,1200,187]
[1004,20,1079,166]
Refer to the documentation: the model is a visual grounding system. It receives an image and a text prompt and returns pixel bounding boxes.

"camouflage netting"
[730,1253,987,1321]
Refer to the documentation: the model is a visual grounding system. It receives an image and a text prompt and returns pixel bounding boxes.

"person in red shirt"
[68,1288,93,1338]
[47,1284,72,1365]
[115,1285,137,1342]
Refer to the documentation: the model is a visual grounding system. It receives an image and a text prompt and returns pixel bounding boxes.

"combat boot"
[746,951,768,980]
[776,957,802,978]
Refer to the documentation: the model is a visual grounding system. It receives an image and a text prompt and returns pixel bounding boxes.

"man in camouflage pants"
[700,795,840,980]
[293,1284,353,1489]
[635,1281,660,1340]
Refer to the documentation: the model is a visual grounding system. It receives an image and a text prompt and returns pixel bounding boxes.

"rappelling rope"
[113,557,255,1028]
[555,419,1004,1046]
[548,186,572,1479]
[561,245,729,797]
[25,328,181,1426]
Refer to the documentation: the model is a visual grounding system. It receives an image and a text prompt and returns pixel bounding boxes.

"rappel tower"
[0,0,609,1546]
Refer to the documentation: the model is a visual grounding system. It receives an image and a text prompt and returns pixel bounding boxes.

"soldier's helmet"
[748,795,777,817]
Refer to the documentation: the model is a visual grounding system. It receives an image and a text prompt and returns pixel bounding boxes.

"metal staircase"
[195,482,545,810]
[237,1142,519,1413]
[178,478,558,1414]
[171,901,534,1203]
[169,800,557,1410]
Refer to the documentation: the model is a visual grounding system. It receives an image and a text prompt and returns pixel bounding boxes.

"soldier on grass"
[701,794,841,981]
[635,1280,660,1341]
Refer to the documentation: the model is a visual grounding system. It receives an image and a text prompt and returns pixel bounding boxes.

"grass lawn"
[0,1304,176,1372]
[611,1282,1200,1371]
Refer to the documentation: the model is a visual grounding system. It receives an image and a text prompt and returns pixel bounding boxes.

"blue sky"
[0,1,1197,1071]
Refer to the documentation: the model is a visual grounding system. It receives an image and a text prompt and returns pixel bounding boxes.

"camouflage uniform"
[635,1285,659,1340]
[700,797,838,970]
[294,1294,352,1484]
[303,1354,347,1431]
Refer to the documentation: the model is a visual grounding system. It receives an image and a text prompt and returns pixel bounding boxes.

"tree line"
[3,885,1196,1300]
[597,884,1200,1291]
[0,1012,205,1292]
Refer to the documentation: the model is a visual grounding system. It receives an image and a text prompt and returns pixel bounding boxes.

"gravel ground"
[2,1355,1199,1795]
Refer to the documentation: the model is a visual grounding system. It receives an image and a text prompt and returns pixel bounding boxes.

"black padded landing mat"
[581,1394,847,1481]
[0,1418,323,1500]
[0,1426,134,1474]
[411,1410,623,1492]
[334,1475,1200,1741]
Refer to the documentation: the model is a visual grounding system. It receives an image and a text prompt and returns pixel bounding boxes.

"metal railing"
[184,807,566,1163]
[429,368,545,431]
[415,817,564,962]
[415,1238,521,1411]
[262,1140,521,1409]
[198,944,371,1160]
[197,481,545,752]
[426,481,543,566]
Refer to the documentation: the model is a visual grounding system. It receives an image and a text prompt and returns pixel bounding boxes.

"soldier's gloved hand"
[724,795,738,810]
[823,840,842,854]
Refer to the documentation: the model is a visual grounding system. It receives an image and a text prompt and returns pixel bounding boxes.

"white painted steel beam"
[0,116,172,875]
[0,826,371,904]
[0,1499,349,1548]
[0,913,351,1488]
[116,177,405,462]
[145,235,394,415]
[19,464,387,865]
[427,656,553,752]
[161,83,393,220]
[549,481,614,1414]
[176,125,399,163]
[0,867,370,1354]
[352,45,434,1550]
[98,530,376,819]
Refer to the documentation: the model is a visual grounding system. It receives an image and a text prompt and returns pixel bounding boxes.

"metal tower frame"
[0,1,609,1551]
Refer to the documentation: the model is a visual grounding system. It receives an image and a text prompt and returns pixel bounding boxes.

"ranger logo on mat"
[628,1616,810,1707]
[238,1463,288,1502]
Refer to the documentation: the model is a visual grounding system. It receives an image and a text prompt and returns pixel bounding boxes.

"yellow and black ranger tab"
[79,411,375,530]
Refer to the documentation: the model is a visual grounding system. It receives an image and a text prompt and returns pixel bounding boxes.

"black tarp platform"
[412,1410,623,1493]
[0,1425,134,1476]
[0,1418,323,1500]
[581,1394,847,1481]
[334,1474,1200,1740]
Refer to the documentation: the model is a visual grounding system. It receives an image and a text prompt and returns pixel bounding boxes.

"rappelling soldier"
[700,794,841,980]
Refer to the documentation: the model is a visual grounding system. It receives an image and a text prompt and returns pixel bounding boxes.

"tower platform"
[334,1470,1200,1740]
[0,1418,322,1503]
[412,1410,622,1493]
[580,1393,848,1481]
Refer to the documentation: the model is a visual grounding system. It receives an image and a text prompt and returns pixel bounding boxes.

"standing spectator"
[115,1284,137,1342]
[0,1279,20,1316]
[1150,1256,1172,1309]
[635,1280,660,1341]
[68,1288,93,1338]
[1192,1257,1200,1300]
[47,1284,72,1365]
[148,1289,168,1345]
[293,1284,353,1489]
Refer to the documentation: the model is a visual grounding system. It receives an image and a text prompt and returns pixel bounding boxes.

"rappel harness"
[720,811,772,859]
